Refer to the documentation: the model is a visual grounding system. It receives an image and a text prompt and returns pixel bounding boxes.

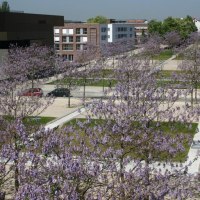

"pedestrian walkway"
[186,122,200,174]
[45,107,86,130]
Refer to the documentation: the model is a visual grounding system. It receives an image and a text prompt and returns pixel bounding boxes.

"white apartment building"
[100,23,134,43]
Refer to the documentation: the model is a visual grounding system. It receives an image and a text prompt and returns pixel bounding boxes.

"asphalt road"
[41,84,106,98]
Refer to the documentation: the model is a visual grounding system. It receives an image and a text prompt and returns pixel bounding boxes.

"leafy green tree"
[148,16,197,39]
[162,17,180,33]
[148,20,163,35]
[0,1,10,12]
[87,15,108,24]
[179,16,197,38]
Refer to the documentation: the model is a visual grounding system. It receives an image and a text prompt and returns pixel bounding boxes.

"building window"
[76,36,87,43]
[54,44,59,51]
[117,27,127,32]
[63,44,73,51]
[76,44,84,50]
[76,36,81,42]
[82,37,87,42]
[130,34,132,38]
[130,27,133,31]
[62,36,67,42]
[76,44,81,50]
[83,28,87,34]
[54,29,60,34]
[62,36,73,43]
[69,36,73,42]
[63,55,68,61]
[101,27,107,32]
[54,36,60,42]
[117,34,127,39]
[76,28,81,34]
[68,54,73,61]
[101,35,107,40]
[62,29,73,34]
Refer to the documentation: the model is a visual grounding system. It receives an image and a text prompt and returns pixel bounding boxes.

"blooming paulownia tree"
[76,43,100,104]
[177,33,200,105]
[0,38,200,199]
[13,53,200,199]
[0,44,55,197]
[0,44,54,118]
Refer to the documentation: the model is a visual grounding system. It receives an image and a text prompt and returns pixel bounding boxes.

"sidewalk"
[161,60,182,70]
[45,107,86,130]
[38,97,84,118]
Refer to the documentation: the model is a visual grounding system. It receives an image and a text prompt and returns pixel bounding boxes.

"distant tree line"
[148,16,197,39]
[0,1,10,12]
[87,15,108,24]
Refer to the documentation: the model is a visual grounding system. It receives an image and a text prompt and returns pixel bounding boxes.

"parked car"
[46,88,70,97]
[20,88,43,97]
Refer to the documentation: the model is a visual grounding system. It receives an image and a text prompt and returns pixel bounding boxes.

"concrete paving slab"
[38,97,83,118]
[161,60,183,70]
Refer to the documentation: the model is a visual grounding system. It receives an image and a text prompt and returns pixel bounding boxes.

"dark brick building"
[0,12,64,49]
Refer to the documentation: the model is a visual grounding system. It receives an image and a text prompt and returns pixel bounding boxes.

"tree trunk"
[14,149,19,192]
[31,79,34,89]
[119,157,126,199]
[14,162,19,192]
[102,72,105,92]
[191,88,194,107]
[0,192,5,200]
[83,82,86,105]
[195,82,198,104]
[68,94,71,108]
[14,133,19,192]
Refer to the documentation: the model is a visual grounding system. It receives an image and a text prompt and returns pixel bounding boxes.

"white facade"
[54,28,60,34]
[99,23,135,43]
[62,28,73,35]
[194,19,200,32]
[54,36,60,42]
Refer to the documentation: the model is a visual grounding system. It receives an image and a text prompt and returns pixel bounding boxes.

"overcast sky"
[6,0,200,21]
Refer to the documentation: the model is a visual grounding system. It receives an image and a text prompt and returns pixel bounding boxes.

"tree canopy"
[148,16,197,39]
[0,36,200,199]
[0,1,10,12]
[87,15,108,24]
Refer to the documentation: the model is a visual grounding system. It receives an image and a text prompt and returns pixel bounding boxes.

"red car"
[20,88,43,97]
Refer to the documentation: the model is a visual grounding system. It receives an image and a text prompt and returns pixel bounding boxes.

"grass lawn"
[64,118,198,162]
[156,70,183,79]
[157,79,200,89]
[153,49,173,60]
[48,78,117,87]
[173,52,195,60]
[174,53,185,60]
[1,115,55,126]
[23,116,56,126]
[92,69,114,78]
